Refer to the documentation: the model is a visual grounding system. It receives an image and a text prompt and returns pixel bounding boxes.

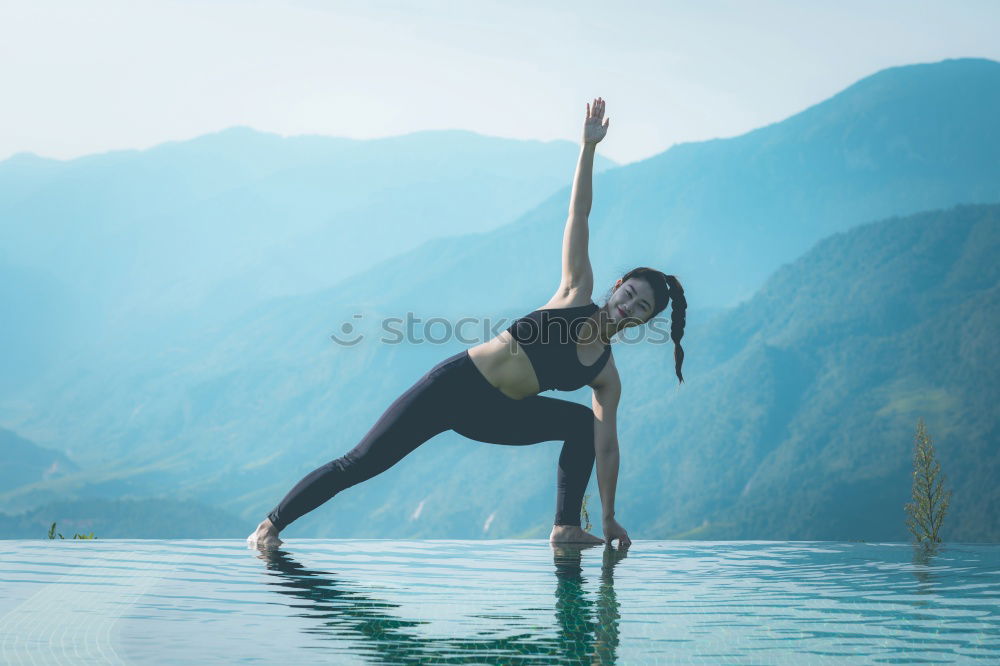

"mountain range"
[0,129,615,390]
[1,58,997,541]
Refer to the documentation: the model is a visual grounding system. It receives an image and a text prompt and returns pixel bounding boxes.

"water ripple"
[0,540,997,664]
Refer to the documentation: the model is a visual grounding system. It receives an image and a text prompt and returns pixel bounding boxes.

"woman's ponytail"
[664,274,686,384]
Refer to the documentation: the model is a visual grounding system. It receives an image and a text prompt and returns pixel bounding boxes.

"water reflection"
[910,542,942,604]
[255,543,628,664]
[552,544,627,663]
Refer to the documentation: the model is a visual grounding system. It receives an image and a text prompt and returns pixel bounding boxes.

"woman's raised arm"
[558,97,609,297]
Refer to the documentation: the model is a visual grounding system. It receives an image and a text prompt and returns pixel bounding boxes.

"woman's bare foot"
[549,524,604,544]
[246,518,283,549]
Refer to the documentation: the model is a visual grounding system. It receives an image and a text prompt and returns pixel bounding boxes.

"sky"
[1,0,999,165]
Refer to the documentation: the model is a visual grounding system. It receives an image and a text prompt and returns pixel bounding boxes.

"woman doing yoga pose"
[247,97,687,549]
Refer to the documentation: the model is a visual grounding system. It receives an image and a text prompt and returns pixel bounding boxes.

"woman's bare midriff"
[467,298,610,400]
[467,331,540,400]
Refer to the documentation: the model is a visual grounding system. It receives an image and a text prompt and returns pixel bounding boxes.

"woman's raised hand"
[583,97,610,144]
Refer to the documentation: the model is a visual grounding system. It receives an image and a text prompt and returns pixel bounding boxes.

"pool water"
[0,540,997,664]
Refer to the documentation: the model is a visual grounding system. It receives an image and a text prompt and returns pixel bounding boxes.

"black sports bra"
[505,301,611,392]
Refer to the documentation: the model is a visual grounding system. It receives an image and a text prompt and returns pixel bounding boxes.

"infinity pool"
[0,540,997,664]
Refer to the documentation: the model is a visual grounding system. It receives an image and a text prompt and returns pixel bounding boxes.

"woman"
[247,97,686,550]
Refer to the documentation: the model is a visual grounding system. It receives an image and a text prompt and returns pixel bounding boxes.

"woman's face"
[608,277,656,329]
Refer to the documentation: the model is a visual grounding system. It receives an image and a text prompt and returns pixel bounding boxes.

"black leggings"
[266,350,597,532]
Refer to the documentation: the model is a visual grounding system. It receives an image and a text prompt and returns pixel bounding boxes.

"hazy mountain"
[631,204,1000,542]
[3,205,995,541]
[0,427,79,494]
[0,129,616,389]
[214,58,1000,320]
[1,59,998,540]
[0,498,244,539]
[421,57,999,313]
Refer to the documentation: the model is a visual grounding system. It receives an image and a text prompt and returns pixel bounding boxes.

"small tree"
[904,418,951,545]
[581,492,592,532]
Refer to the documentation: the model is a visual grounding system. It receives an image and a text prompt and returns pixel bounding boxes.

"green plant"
[904,418,951,545]
[581,492,592,532]
[47,522,96,540]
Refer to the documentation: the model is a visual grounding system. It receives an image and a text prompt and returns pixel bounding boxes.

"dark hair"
[606,267,687,384]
